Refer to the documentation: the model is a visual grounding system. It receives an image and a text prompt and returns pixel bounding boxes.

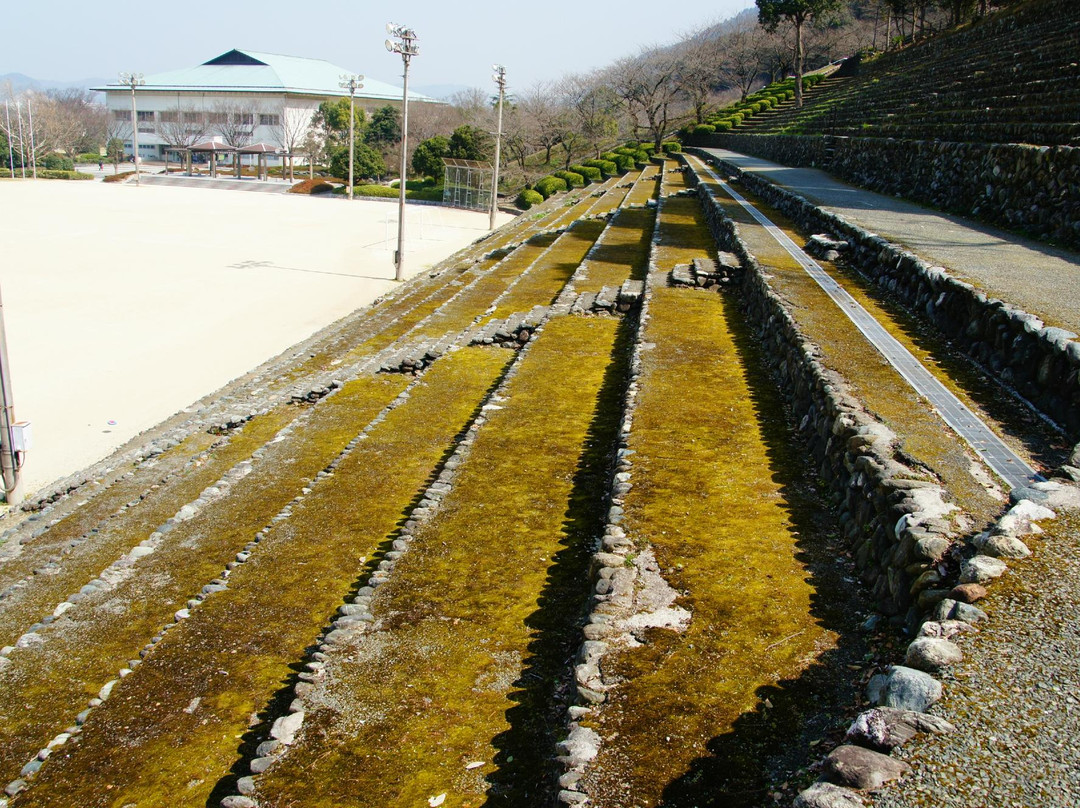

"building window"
[208,112,228,125]
[235,113,253,126]
[259,114,280,127]
[159,110,178,123]
[113,109,131,121]
[137,110,155,122]
[183,112,202,124]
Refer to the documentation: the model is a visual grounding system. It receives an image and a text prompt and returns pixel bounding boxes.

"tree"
[271,103,309,181]
[329,141,384,182]
[447,125,492,162]
[609,48,683,151]
[676,34,724,123]
[562,76,621,159]
[720,15,771,100]
[364,105,400,148]
[311,98,365,149]
[106,137,125,173]
[411,134,449,179]
[757,0,843,106]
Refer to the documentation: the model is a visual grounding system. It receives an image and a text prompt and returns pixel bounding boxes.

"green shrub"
[583,158,618,176]
[554,170,584,188]
[534,175,568,198]
[570,164,602,183]
[694,124,716,135]
[76,152,102,163]
[661,141,681,153]
[42,153,74,171]
[600,151,619,162]
[640,143,656,154]
[516,188,544,209]
[353,184,398,197]
[609,153,635,171]
[730,112,744,124]
[713,120,733,132]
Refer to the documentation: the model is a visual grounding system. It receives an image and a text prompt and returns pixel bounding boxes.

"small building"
[93,49,437,165]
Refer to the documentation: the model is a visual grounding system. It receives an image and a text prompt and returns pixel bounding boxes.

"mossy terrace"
[0,134,1065,808]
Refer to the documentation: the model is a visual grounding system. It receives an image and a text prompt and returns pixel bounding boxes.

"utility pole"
[119,72,145,185]
[490,64,507,231]
[339,74,365,200]
[0,284,23,505]
[386,23,419,282]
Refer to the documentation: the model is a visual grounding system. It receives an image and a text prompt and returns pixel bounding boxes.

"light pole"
[490,64,507,231]
[386,22,418,282]
[119,72,145,186]
[339,73,364,200]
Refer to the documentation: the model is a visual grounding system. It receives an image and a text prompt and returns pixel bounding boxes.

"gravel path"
[874,509,1080,808]
[701,148,1080,333]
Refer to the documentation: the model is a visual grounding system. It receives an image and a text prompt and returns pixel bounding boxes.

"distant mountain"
[414,83,471,101]
[0,73,110,96]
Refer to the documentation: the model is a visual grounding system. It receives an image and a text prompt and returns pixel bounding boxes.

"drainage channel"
[690,156,1042,491]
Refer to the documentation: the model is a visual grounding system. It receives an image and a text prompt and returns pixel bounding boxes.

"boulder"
[794,781,866,807]
[904,637,963,671]
[846,706,954,751]
[866,666,942,712]
[823,745,910,790]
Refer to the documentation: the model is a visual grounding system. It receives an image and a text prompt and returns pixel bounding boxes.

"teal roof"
[93,49,436,103]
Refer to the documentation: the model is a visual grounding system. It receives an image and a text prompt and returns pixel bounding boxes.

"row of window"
[113,110,281,126]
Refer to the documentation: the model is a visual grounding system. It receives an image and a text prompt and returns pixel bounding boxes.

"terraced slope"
[571,162,857,807]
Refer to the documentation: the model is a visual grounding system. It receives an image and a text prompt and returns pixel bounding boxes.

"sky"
[3,0,756,93]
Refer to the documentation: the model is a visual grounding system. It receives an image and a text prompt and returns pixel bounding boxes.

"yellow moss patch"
[583,286,828,807]
[576,208,655,293]
[654,194,717,269]
[18,349,512,808]
[257,317,626,808]
[704,181,1000,520]
[0,375,411,785]
[492,220,605,317]
[0,407,299,650]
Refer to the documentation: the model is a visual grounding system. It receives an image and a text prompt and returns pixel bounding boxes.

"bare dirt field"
[0,179,511,497]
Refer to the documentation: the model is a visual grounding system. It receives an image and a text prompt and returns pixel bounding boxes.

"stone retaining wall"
[690,147,1080,439]
[702,133,1080,252]
[686,162,958,629]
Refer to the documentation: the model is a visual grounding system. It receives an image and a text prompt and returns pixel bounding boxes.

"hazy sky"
[4,0,756,92]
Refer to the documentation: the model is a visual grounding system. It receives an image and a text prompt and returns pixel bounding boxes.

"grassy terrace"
[17,348,511,808]
[575,207,654,293]
[0,408,299,650]
[685,155,1004,521]
[410,234,559,340]
[491,220,606,317]
[579,185,843,807]
[623,163,660,208]
[254,315,629,808]
[0,375,413,786]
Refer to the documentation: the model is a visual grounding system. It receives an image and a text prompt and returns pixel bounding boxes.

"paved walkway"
[700,148,1080,333]
[690,155,1042,491]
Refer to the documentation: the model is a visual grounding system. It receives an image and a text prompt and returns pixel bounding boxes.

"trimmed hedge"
[289,178,335,194]
[516,189,543,209]
[1,168,92,180]
[554,170,584,188]
[661,141,681,153]
[583,158,618,176]
[534,175,568,198]
[609,153,635,171]
[570,164,602,183]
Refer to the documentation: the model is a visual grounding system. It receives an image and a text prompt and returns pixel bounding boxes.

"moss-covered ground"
[580,195,857,808]
[254,316,629,808]
[492,220,605,317]
[15,349,511,808]
[623,164,660,208]
[0,407,299,650]
[689,157,1004,522]
[0,375,411,787]
[575,207,655,294]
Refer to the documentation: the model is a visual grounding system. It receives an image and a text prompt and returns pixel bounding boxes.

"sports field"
[0,179,511,497]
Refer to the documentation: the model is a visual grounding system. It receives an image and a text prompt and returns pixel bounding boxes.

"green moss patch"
[0,376,411,786]
[256,316,627,808]
[575,208,655,293]
[492,220,605,318]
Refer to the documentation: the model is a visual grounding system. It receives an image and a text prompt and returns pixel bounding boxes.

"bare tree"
[720,15,771,100]
[516,83,565,166]
[676,34,724,123]
[608,48,683,151]
[156,104,210,171]
[272,102,309,181]
[561,74,621,159]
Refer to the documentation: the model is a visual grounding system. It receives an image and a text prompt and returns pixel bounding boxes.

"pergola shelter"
[164,140,290,180]
[442,158,493,212]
